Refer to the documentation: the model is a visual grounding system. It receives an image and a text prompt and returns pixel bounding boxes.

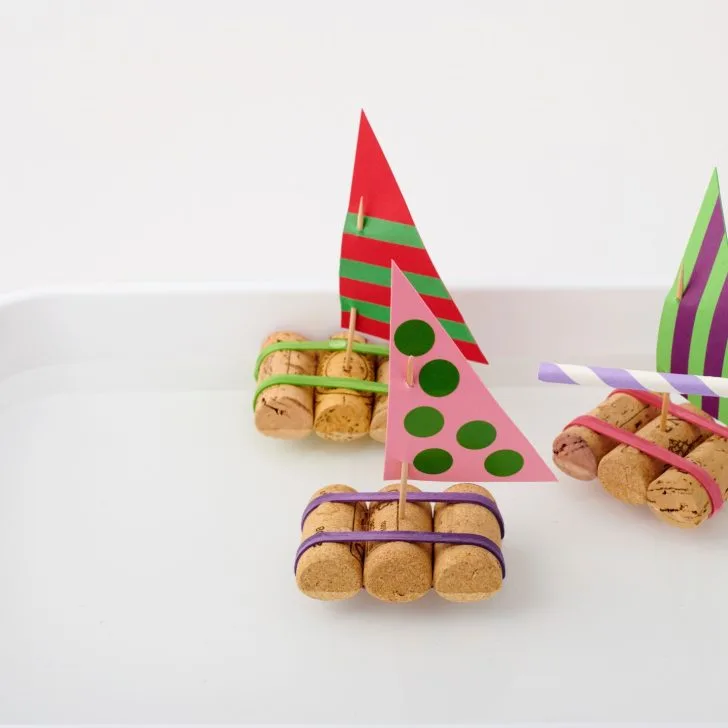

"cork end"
[646,482,710,529]
[363,543,432,603]
[368,419,386,443]
[296,548,363,601]
[597,456,648,505]
[314,401,371,441]
[552,432,598,481]
[255,397,313,439]
[433,546,502,602]
[647,507,705,529]
[369,358,388,445]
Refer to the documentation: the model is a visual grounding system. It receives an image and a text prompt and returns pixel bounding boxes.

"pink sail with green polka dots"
[383,263,556,483]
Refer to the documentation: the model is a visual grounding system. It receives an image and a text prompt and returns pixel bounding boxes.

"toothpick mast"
[338,110,488,364]
[343,196,366,372]
[659,263,684,431]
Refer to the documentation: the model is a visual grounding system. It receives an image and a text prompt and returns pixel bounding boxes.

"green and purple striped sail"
[657,169,728,421]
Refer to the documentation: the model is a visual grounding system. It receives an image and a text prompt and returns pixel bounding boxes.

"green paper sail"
[656,169,728,421]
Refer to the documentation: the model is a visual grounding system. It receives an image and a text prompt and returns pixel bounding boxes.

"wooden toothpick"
[357,196,364,232]
[344,307,357,372]
[676,262,685,301]
[406,355,414,387]
[659,392,670,432]
[398,461,408,523]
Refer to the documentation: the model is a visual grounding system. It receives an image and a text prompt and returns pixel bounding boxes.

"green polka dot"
[419,359,459,397]
[485,449,524,477]
[404,406,445,437]
[394,319,435,356]
[413,448,453,475]
[457,420,497,449]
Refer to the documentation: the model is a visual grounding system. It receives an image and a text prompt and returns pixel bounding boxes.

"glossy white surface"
[0,285,725,725]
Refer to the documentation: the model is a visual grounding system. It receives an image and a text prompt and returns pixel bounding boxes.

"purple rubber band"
[301,491,504,538]
[294,530,506,578]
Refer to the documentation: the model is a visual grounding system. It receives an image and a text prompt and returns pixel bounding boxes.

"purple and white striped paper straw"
[538,362,728,398]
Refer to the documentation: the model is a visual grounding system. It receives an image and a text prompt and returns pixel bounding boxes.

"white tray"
[1,282,725,727]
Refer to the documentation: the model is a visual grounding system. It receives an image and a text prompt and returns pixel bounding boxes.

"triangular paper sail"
[383,263,555,482]
[657,169,728,421]
[339,111,488,365]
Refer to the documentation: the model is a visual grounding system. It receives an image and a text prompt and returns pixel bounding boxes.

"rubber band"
[610,389,728,441]
[253,374,388,410]
[254,339,389,380]
[568,414,724,516]
[301,491,504,538]
[294,530,505,578]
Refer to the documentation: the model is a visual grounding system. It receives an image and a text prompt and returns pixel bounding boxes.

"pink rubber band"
[611,389,728,440]
[568,412,723,516]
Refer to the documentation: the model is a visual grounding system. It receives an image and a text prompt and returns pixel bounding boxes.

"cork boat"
[294,261,555,604]
[539,169,728,529]
[253,111,487,443]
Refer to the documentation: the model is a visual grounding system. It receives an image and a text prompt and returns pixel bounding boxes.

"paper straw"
[538,362,728,398]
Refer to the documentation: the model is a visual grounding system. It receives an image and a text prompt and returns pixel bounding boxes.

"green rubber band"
[253,374,389,410]
[254,339,389,379]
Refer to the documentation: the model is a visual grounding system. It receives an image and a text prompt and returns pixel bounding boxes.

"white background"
[2,0,728,294]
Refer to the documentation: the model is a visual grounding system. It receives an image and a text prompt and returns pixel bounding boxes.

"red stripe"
[455,340,488,365]
[340,277,465,323]
[340,309,488,365]
[341,310,389,341]
[341,234,436,277]
[347,111,415,225]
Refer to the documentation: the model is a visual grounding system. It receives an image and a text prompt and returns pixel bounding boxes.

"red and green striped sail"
[339,111,488,365]
[657,168,728,421]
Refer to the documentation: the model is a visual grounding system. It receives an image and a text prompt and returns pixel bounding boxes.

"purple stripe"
[301,491,504,537]
[294,530,506,578]
[589,366,646,391]
[701,273,728,418]
[661,372,716,398]
[672,198,726,375]
[538,362,577,385]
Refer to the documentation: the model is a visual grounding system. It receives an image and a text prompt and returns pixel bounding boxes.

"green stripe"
[685,234,728,408]
[340,258,451,299]
[340,296,476,345]
[254,374,388,409]
[340,296,390,323]
[719,338,728,424]
[343,212,423,248]
[657,169,721,374]
[254,339,389,379]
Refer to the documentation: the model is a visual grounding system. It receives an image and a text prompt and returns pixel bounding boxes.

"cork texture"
[296,484,368,601]
[433,483,503,603]
[363,483,433,603]
[255,331,317,439]
[597,402,710,505]
[368,357,388,443]
[647,434,728,528]
[552,391,659,480]
[314,332,375,442]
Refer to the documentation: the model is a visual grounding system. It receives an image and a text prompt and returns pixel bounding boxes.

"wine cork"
[255,331,317,439]
[597,402,711,505]
[314,332,375,442]
[647,434,728,528]
[296,484,368,600]
[363,483,433,603]
[433,483,503,603]
[552,391,660,480]
[368,357,388,443]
